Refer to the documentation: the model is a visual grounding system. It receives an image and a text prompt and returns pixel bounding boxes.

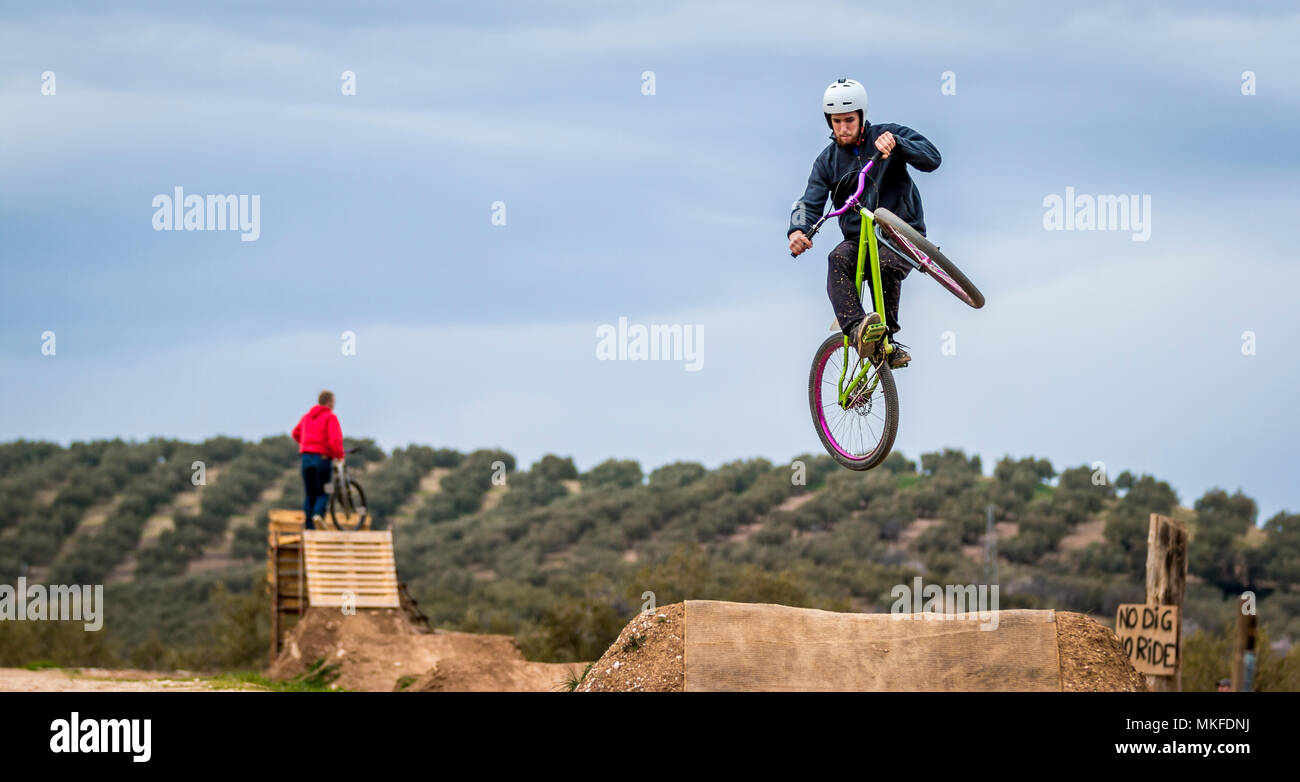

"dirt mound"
[1057,611,1148,692]
[270,607,577,692]
[576,603,684,692]
[577,604,1146,692]
[405,658,583,692]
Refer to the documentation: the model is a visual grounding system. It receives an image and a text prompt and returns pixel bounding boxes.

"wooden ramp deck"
[267,510,427,663]
[302,530,400,609]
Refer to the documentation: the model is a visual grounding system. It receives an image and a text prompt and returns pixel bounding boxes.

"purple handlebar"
[825,156,878,219]
[791,151,883,258]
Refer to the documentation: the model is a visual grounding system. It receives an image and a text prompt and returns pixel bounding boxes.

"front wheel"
[329,478,369,531]
[808,334,899,471]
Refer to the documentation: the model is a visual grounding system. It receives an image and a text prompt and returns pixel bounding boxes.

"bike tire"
[329,479,369,531]
[808,334,898,471]
[873,208,985,309]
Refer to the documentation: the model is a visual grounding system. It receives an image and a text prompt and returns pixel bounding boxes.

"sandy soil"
[0,668,262,692]
[897,518,943,546]
[406,658,584,692]
[1058,518,1107,552]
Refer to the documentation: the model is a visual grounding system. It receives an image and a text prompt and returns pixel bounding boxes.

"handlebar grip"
[790,218,825,258]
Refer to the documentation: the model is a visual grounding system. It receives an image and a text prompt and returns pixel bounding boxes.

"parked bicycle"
[325,446,369,530]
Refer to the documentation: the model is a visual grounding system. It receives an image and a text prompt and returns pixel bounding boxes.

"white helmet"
[822,78,867,127]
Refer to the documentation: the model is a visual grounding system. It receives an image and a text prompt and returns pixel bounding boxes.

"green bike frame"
[836,208,896,406]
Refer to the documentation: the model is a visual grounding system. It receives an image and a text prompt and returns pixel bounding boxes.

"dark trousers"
[301,453,332,528]
[827,236,910,338]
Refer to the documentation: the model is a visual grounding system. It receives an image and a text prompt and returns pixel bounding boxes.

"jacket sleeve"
[788,148,832,237]
[889,124,941,173]
[327,415,344,460]
[291,416,303,444]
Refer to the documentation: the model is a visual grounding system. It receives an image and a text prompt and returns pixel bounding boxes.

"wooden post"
[269,532,279,666]
[1144,513,1188,691]
[267,511,308,666]
[1231,595,1257,692]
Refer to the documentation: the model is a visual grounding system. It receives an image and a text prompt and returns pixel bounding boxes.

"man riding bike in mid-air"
[788,78,941,369]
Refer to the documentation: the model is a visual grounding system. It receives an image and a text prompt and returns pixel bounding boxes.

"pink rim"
[883,225,977,308]
[815,344,856,460]
[814,342,886,462]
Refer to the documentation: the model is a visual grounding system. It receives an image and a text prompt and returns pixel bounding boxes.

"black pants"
[827,236,911,338]
[301,453,332,528]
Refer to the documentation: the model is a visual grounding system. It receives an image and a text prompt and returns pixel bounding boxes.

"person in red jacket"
[291,390,345,529]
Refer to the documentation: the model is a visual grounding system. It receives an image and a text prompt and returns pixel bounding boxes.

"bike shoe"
[887,341,912,369]
[851,313,886,357]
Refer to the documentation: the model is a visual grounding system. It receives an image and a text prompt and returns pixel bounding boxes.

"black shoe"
[886,340,911,369]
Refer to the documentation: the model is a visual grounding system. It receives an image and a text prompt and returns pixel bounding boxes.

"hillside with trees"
[1,438,1296,689]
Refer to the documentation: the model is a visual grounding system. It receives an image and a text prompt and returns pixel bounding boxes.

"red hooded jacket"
[292,405,344,459]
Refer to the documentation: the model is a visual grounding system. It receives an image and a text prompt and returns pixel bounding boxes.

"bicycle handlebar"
[790,150,884,258]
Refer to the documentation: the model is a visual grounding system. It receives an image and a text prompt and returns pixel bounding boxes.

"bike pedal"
[860,323,886,343]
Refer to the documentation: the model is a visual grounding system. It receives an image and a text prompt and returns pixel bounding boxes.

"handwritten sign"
[1115,603,1179,676]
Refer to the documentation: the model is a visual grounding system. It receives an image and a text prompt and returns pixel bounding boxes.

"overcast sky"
[2,1,1297,521]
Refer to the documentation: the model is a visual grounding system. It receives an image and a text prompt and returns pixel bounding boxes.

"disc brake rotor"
[844,359,877,415]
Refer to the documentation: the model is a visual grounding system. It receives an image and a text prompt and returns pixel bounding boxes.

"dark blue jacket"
[788,121,940,241]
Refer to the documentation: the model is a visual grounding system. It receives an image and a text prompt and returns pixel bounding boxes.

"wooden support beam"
[268,512,307,665]
[1231,594,1258,692]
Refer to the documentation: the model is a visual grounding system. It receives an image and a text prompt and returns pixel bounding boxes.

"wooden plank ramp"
[682,600,1062,692]
[302,530,400,608]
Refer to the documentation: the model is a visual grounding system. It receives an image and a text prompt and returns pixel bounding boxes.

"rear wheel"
[329,478,368,531]
[874,208,984,309]
[808,334,898,471]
